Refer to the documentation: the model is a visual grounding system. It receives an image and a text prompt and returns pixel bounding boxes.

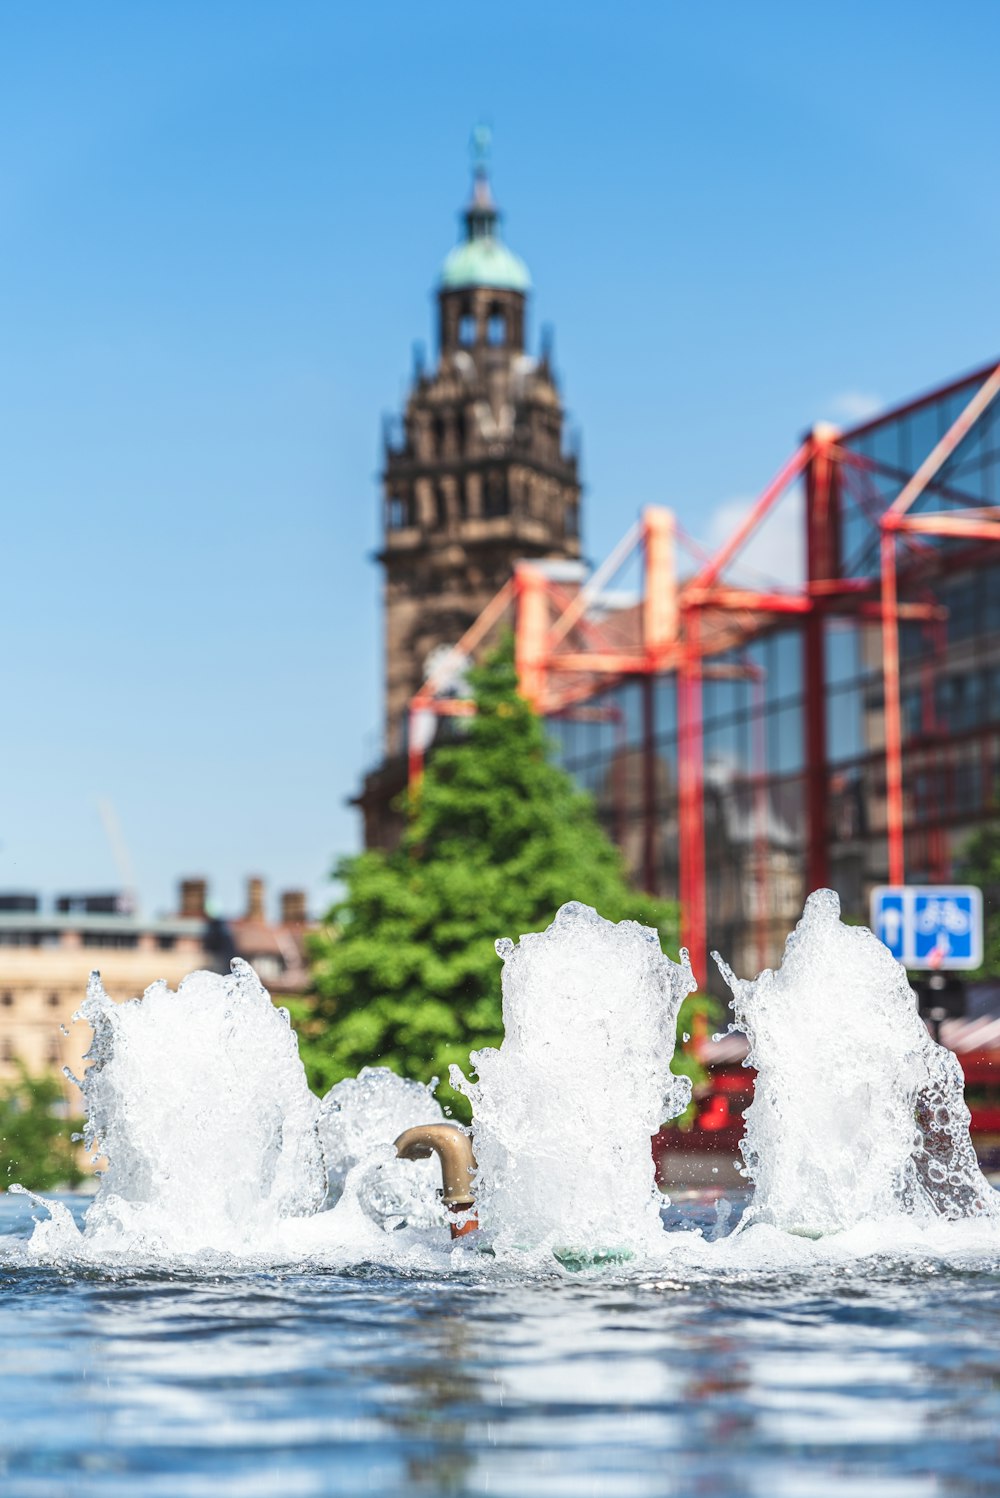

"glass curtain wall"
[832,372,1000,905]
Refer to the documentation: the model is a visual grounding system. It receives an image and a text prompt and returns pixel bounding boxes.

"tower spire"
[464,123,498,242]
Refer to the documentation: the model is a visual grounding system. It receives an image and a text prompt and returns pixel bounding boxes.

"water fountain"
[7,888,1000,1497]
[715,889,999,1238]
[8,892,1000,1269]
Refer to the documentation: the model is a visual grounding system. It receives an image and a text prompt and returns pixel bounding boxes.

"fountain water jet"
[70,960,326,1253]
[451,901,696,1260]
[715,888,1000,1238]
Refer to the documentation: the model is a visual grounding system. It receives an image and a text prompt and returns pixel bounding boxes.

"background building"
[0,877,313,1106]
[357,138,582,849]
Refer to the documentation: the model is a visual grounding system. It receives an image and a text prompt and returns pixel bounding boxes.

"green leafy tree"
[1,1068,84,1191]
[958,822,1000,977]
[304,641,714,1122]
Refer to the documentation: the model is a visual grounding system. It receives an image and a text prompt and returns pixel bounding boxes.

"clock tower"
[359,133,583,847]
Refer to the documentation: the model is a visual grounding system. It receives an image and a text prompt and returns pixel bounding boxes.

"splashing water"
[319,1066,448,1231]
[452,902,696,1258]
[319,1067,443,1197]
[9,892,999,1274]
[715,888,1000,1238]
[65,960,327,1254]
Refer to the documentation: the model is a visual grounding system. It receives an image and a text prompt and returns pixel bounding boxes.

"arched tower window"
[387,492,411,529]
[487,309,506,346]
[435,484,449,527]
[459,313,477,346]
[484,470,508,518]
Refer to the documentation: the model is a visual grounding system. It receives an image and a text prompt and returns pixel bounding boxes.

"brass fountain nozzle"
[394,1123,478,1239]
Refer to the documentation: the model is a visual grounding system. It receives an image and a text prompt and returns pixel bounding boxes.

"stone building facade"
[0,878,313,1110]
[358,146,583,847]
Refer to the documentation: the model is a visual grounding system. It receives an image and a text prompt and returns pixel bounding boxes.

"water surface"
[3,1191,1000,1497]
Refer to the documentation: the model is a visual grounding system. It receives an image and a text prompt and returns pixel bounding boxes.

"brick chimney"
[280,890,307,925]
[245,876,266,922]
[179,878,207,919]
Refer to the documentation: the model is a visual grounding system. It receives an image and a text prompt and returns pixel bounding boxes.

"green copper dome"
[440,236,531,293]
[440,134,531,293]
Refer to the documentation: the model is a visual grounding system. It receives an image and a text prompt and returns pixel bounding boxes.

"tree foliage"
[1,1068,84,1191]
[304,641,711,1121]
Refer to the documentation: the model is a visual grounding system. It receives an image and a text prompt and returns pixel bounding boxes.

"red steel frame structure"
[406,360,1000,984]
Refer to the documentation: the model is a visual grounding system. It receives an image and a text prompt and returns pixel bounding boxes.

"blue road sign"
[870,885,983,970]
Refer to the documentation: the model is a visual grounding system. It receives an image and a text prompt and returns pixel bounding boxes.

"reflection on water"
[3,1193,1000,1497]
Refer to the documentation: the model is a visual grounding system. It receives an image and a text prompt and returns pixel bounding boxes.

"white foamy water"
[319,1068,442,1195]
[318,1066,448,1231]
[8,893,1000,1276]
[452,902,696,1258]
[715,888,1000,1237]
[57,961,327,1255]
[20,964,453,1262]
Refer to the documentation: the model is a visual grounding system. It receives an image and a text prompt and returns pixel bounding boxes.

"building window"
[0,992,12,1007]
[487,311,506,347]
[565,502,580,539]
[435,484,449,527]
[1,1039,13,1062]
[484,471,508,518]
[459,314,477,346]
[157,935,176,951]
[387,494,410,530]
[47,992,60,1008]
[45,1038,59,1064]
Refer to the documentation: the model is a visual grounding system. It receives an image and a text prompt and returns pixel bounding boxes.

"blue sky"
[2,2,998,919]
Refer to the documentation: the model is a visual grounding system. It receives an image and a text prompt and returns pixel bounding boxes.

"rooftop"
[440,136,531,294]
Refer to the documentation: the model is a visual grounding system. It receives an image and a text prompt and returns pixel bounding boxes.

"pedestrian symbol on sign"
[876,893,904,959]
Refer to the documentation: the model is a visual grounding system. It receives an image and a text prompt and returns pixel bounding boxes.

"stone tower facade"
[357,144,582,848]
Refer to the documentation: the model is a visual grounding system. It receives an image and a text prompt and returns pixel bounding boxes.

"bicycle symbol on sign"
[914,899,971,937]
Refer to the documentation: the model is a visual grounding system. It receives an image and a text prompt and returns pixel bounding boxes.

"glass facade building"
[546,362,1000,987]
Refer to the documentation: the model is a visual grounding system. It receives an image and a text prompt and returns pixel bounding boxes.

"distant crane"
[97,797,139,916]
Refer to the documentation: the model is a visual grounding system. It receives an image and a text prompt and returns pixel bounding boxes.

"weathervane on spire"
[470,123,492,179]
[464,123,498,237]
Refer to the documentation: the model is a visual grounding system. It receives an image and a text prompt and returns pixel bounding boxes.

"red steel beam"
[837,356,1000,442]
[804,436,834,894]
[880,529,905,885]
[546,518,642,652]
[891,514,1000,541]
[515,564,550,711]
[411,576,516,705]
[689,439,812,592]
[682,587,812,614]
[677,610,707,985]
[548,650,670,674]
[642,506,677,656]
